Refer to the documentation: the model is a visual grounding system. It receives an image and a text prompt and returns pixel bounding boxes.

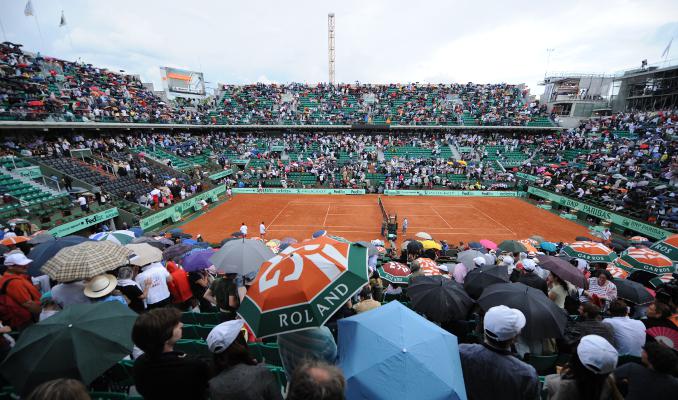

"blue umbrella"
[129,226,144,238]
[468,242,484,250]
[182,238,199,246]
[27,236,89,277]
[540,242,557,252]
[312,230,327,238]
[338,301,467,400]
[181,250,214,272]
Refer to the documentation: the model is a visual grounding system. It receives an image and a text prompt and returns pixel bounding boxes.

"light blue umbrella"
[338,301,467,400]
[540,242,557,252]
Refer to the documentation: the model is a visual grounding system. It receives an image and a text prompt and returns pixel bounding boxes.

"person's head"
[482,305,526,349]
[83,274,118,300]
[578,303,602,320]
[646,301,671,320]
[132,308,183,357]
[3,252,32,273]
[521,258,536,274]
[547,271,567,289]
[473,256,486,268]
[287,360,346,400]
[642,342,678,374]
[359,285,372,301]
[609,299,629,317]
[241,222,245,226]
[593,269,612,287]
[564,335,618,400]
[116,266,135,281]
[207,320,254,370]
[26,379,90,400]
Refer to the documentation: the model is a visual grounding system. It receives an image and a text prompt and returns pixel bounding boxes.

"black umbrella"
[406,275,474,322]
[613,278,654,305]
[478,282,568,339]
[231,231,244,238]
[130,237,166,250]
[575,236,592,241]
[162,243,193,261]
[537,255,587,288]
[463,265,510,299]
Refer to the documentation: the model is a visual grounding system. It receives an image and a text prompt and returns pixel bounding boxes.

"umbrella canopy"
[312,229,327,238]
[630,236,649,244]
[650,234,678,262]
[41,241,132,282]
[408,275,473,321]
[529,235,545,244]
[181,249,215,272]
[478,282,568,339]
[457,249,485,270]
[238,236,368,338]
[419,239,442,251]
[1,236,29,246]
[540,242,557,252]
[463,265,510,299]
[575,236,593,241]
[0,302,136,395]
[338,301,467,400]
[162,243,193,261]
[518,239,538,253]
[607,265,629,279]
[125,243,163,267]
[615,247,675,275]
[415,231,433,240]
[130,237,166,250]
[89,230,136,245]
[27,232,55,245]
[537,255,587,288]
[562,241,617,263]
[27,236,89,277]
[377,261,411,284]
[479,239,498,250]
[356,241,379,257]
[416,257,443,277]
[129,226,144,238]
[498,240,527,253]
[613,278,654,305]
[210,239,275,275]
[280,237,297,245]
[468,242,484,250]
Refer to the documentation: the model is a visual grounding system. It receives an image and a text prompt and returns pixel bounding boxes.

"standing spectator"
[77,194,88,212]
[459,305,539,400]
[240,222,248,238]
[116,267,150,314]
[206,320,283,400]
[132,308,209,400]
[544,335,620,400]
[62,175,73,192]
[614,342,678,400]
[287,360,345,400]
[135,261,172,309]
[189,270,213,312]
[547,272,570,309]
[402,218,408,235]
[603,299,646,356]
[227,186,232,201]
[0,253,41,329]
[165,261,194,311]
[51,279,91,309]
[203,273,239,321]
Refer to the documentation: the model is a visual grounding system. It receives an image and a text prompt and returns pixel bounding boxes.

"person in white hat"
[544,335,619,400]
[0,252,41,329]
[512,258,548,295]
[207,320,283,400]
[459,305,538,400]
[83,274,126,305]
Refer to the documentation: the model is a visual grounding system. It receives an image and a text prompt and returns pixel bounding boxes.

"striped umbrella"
[416,257,442,276]
[630,236,649,244]
[614,247,675,275]
[650,234,678,262]
[607,265,629,279]
[89,230,136,246]
[562,241,617,263]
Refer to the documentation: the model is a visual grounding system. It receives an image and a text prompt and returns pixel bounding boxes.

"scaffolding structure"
[328,13,335,84]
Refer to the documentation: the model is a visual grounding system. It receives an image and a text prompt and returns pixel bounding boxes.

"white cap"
[206,320,245,354]
[437,264,449,272]
[4,253,32,266]
[484,305,526,341]
[522,259,536,271]
[527,251,536,258]
[502,256,514,265]
[577,335,618,374]
[473,256,486,267]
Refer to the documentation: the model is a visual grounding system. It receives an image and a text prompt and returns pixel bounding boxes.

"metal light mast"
[328,13,335,84]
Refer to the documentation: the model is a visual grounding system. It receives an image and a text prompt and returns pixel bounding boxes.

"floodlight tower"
[328,13,335,84]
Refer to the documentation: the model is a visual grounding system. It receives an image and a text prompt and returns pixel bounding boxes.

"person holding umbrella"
[459,305,539,400]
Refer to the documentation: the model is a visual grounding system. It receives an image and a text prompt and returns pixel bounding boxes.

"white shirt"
[240,225,248,235]
[260,223,266,235]
[77,196,87,206]
[602,316,646,356]
[135,262,170,305]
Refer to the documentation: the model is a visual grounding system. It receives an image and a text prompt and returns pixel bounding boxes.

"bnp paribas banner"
[527,187,672,240]
[233,188,365,195]
[384,190,521,197]
[139,185,227,230]
[49,207,119,237]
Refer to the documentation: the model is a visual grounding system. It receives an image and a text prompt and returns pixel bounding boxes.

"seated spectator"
[459,305,539,400]
[544,335,620,400]
[642,301,676,330]
[352,285,381,314]
[581,270,617,308]
[25,378,91,400]
[566,303,616,348]
[287,360,346,400]
[206,320,283,400]
[278,327,338,380]
[614,342,678,400]
[514,259,548,295]
[203,273,239,321]
[131,308,209,400]
[603,299,646,357]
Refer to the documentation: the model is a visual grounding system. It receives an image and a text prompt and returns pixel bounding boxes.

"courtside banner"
[383,190,520,197]
[139,185,227,230]
[233,188,365,195]
[527,187,672,240]
[49,207,119,237]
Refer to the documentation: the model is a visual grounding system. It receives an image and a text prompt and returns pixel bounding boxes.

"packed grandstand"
[1,37,678,400]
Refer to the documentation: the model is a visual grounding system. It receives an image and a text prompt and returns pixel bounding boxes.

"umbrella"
[463,265,510,299]
[478,282,568,339]
[162,243,193,261]
[356,241,379,257]
[575,236,592,241]
[529,235,545,244]
[457,249,485,270]
[312,229,327,238]
[537,255,587,288]
[181,249,215,272]
[89,230,136,245]
[230,231,244,238]
[130,237,165,250]
[210,239,274,275]
[540,242,557,252]
[238,236,368,338]
[415,232,433,240]
[0,302,136,395]
[280,237,297,245]
[27,233,55,245]
[419,239,442,251]
[630,236,649,244]
[407,275,474,321]
[27,236,89,277]
[125,243,163,267]
[562,241,617,263]
[518,239,538,253]
[377,261,411,284]
[416,257,443,277]
[498,240,527,253]
[479,239,498,250]
[468,242,484,250]
[1,236,29,246]
[129,226,144,238]
[338,301,467,400]
[613,278,654,305]
[646,327,678,351]
[651,234,678,262]
[41,241,133,282]
[607,265,629,279]
[615,247,675,275]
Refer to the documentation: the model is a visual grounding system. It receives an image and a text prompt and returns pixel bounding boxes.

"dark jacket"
[133,351,209,400]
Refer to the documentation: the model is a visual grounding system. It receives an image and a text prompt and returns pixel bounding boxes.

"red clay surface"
[180,194,591,245]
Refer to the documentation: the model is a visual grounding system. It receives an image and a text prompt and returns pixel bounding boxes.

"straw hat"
[84,274,118,299]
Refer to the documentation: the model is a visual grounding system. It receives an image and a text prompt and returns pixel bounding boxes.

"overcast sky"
[1,0,677,95]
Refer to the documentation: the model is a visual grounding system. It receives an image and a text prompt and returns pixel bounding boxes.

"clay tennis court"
[180,194,590,245]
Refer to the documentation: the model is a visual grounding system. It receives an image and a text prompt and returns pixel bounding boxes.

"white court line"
[383,203,473,207]
[430,206,453,229]
[470,205,517,236]
[289,203,372,206]
[267,228,381,234]
[267,201,291,229]
[322,204,331,227]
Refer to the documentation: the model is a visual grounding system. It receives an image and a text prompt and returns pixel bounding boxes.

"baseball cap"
[4,253,33,266]
[527,251,536,258]
[473,256,486,267]
[522,259,536,271]
[207,320,245,354]
[484,305,526,341]
[502,255,514,265]
[577,335,618,374]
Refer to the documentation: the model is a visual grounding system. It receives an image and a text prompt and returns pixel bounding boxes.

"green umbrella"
[0,302,137,395]
[650,234,678,262]
[498,240,527,253]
